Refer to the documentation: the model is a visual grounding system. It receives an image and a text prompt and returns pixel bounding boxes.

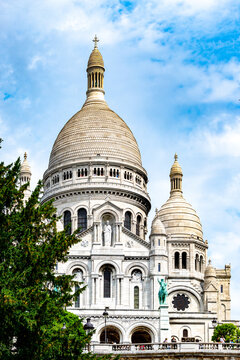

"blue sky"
[1,0,240,319]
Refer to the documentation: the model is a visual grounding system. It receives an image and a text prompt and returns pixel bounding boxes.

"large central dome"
[48,101,142,171]
[48,41,142,172]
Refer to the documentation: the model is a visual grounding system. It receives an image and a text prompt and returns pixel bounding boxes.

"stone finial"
[174,153,178,161]
[155,208,158,214]
[93,34,99,49]
[24,152,27,160]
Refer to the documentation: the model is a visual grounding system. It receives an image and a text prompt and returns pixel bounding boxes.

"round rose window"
[172,294,190,311]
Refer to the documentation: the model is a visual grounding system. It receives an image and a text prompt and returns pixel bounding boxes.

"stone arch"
[129,325,155,344]
[74,203,89,215]
[169,286,203,312]
[96,321,124,343]
[96,207,120,222]
[95,260,120,274]
[126,322,158,343]
[125,262,149,277]
[180,325,191,339]
[123,208,135,220]
[66,261,89,277]
[59,207,74,217]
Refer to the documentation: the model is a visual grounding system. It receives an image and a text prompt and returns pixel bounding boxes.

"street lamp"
[103,307,109,343]
[83,318,94,351]
[212,318,218,328]
[61,323,66,359]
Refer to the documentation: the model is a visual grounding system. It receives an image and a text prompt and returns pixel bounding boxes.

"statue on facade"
[104,220,112,246]
[158,278,168,306]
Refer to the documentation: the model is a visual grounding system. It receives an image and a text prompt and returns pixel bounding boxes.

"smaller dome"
[151,215,166,235]
[87,48,104,69]
[204,259,216,278]
[170,153,182,177]
[20,153,31,175]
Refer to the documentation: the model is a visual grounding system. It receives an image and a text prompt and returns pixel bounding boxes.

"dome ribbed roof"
[151,215,166,235]
[170,153,182,176]
[204,260,216,278]
[20,153,31,175]
[87,48,104,68]
[158,194,203,239]
[48,101,142,170]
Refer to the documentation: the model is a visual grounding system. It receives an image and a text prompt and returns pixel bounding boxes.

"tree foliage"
[0,151,110,359]
[212,323,240,343]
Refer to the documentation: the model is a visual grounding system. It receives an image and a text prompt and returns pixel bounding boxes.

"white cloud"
[28,55,45,70]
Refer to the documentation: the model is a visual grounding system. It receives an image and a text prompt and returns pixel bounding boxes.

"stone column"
[159,305,171,342]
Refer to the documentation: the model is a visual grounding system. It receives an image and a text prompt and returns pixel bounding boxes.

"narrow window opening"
[174,252,180,269]
[124,211,132,231]
[134,286,139,309]
[136,215,141,236]
[182,252,187,269]
[104,268,111,298]
[63,210,72,235]
[78,208,87,232]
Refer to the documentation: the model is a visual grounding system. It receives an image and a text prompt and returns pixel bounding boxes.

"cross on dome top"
[93,35,99,49]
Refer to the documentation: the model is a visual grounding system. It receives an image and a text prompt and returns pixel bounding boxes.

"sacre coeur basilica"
[20,37,232,345]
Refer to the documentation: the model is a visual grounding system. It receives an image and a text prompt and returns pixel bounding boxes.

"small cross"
[93,35,99,49]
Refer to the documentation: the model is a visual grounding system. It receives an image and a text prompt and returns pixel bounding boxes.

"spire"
[169,153,183,196]
[84,36,105,104]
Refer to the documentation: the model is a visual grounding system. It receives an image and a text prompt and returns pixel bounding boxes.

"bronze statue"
[158,278,168,306]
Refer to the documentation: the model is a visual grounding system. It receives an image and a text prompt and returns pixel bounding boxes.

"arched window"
[195,254,199,271]
[103,268,111,298]
[134,286,139,309]
[183,329,188,338]
[64,210,72,235]
[74,284,80,307]
[136,215,141,236]
[174,252,180,269]
[72,268,83,308]
[199,256,203,272]
[182,252,187,269]
[78,208,87,232]
[124,211,132,231]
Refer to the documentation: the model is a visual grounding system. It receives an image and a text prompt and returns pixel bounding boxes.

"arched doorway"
[100,326,121,344]
[131,327,152,343]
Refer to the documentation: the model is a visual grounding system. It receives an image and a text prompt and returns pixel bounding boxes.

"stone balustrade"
[88,342,240,355]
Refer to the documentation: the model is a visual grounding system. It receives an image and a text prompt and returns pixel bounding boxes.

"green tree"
[212,323,240,343]
[0,149,110,359]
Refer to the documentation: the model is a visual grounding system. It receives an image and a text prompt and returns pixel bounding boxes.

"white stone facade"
[38,42,232,344]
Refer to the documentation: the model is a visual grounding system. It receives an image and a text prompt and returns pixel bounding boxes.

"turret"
[170,153,183,196]
[85,35,105,104]
[149,210,168,309]
[20,152,31,202]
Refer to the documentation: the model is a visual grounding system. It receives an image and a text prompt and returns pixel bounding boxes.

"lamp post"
[83,318,94,352]
[103,307,109,343]
[212,318,218,328]
[61,323,66,359]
